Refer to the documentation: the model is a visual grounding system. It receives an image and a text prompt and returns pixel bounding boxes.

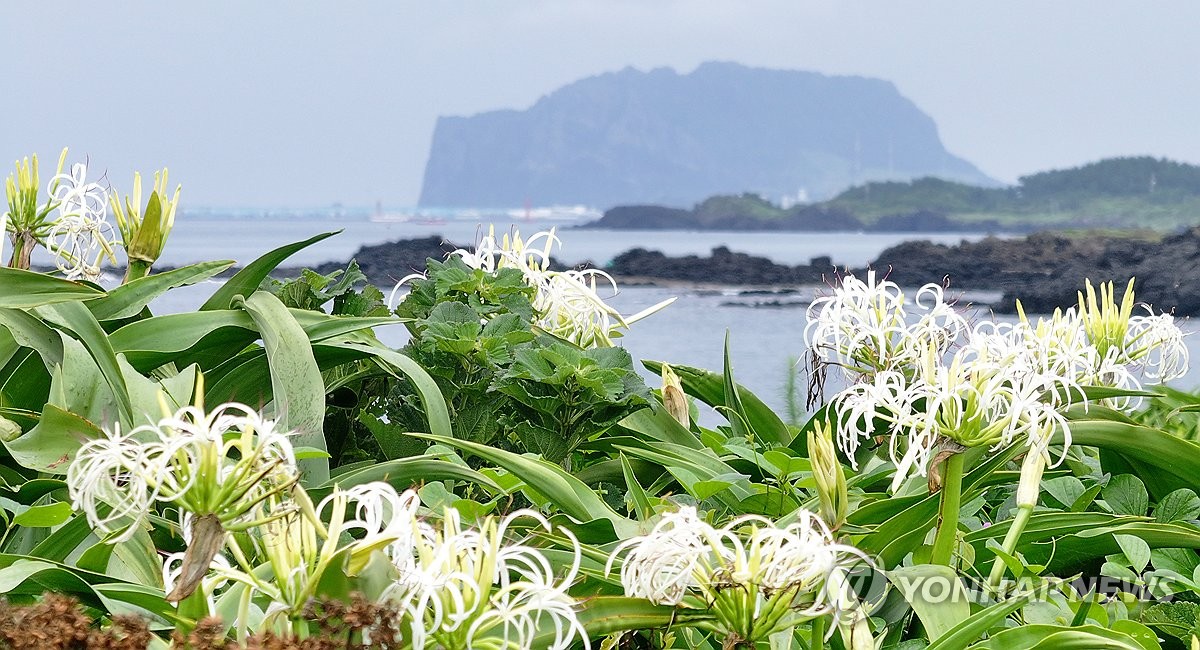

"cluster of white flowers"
[608,507,870,643]
[67,401,300,543]
[397,226,673,348]
[45,160,119,281]
[807,274,1188,491]
[384,507,587,650]
[69,398,589,647]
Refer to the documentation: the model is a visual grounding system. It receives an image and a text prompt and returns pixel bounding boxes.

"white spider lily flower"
[445,225,673,347]
[606,506,714,605]
[46,161,117,281]
[384,507,587,650]
[1125,310,1189,381]
[831,370,916,470]
[608,508,871,645]
[66,424,162,542]
[45,212,119,281]
[66,401,299,543]
[805,272,965,379]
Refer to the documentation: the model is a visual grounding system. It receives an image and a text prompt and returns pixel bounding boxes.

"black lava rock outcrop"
[309,236,459,284]
[607,246,828,285]
[314,228,1200,316]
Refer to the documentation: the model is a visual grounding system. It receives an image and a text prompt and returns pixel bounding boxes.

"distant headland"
[586,157,1200,233]
[418,62,995,208]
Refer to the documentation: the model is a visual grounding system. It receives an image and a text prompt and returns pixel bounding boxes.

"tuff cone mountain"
[418,62,996,208]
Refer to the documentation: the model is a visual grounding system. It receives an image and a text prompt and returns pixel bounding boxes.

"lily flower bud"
[110,168,181,281]
[1016,450,1047,509]
[809,420,848,528]
[660,363,690,429]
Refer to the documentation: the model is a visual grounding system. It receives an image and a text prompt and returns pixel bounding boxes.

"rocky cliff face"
[418,62,996,208]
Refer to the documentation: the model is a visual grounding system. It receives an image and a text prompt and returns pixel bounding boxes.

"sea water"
[145,218,1199,422]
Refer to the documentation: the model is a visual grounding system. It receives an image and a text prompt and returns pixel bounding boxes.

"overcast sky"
[3,1,1198,208]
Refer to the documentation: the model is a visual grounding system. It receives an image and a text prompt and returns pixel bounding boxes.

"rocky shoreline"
[277,229,1200,316]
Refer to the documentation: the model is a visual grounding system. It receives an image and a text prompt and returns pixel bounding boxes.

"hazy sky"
[3,1,1199,208]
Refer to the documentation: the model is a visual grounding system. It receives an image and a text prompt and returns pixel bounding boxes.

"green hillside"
[825,156,1200,230]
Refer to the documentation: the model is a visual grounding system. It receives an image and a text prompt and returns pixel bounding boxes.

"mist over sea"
[146,217,1200,420]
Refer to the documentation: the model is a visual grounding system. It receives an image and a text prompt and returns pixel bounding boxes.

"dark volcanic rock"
[310,236,459,285]
[293,228,1200,317]
[607,246,827,285]
[866,231,1197,314]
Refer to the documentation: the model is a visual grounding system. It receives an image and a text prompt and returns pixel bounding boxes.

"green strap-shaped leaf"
[970,623,1159,650]
[523,597,712,648]
[966,512,1200,574]
[0,267,104,308]
[36,301,133,423]
[321,339,453,440]
[1061,420,1200,493]
[3,404,103,474]
[86,260,234,321]
[889,565,971,642]
[200,230,339,311]
[311,457,500,500]
[109,310,258,370]
[925,586,1046,650]
[235,291,328,485]
[643,358,790,445]
[0,307,64,368]
[411,433,637,539]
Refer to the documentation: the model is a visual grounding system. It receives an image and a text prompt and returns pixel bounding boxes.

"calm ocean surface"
[145,218,1199,420]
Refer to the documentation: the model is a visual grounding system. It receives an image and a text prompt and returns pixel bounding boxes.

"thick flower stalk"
[607,507,870,647]
[66,394,301,601]
[446,226,674,347]
[110,168,181,282]
[383,507,587,650]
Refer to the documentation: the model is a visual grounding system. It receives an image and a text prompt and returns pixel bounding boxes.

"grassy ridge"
[599,156,1200,231]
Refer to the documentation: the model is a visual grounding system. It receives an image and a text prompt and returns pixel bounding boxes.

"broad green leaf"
[200,230,339,311]
[36,301,133,423]
[236,291,327,485]
[1114,533,1152,572]
[889,565,970,642]
[0,267,104,307]
[85,260,234,320]
[12,502,73,527]
[1104,475,1150,516]
[1043,476,1086,509]
[1155,488,1200,523]
[0,307,63,369]
[617,402,704,449]
[1143,602,1200,644]
[4,405,103,474]
[109,310,258,371]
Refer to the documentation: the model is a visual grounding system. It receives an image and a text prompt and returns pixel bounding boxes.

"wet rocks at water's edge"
[321,229,1200,316]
